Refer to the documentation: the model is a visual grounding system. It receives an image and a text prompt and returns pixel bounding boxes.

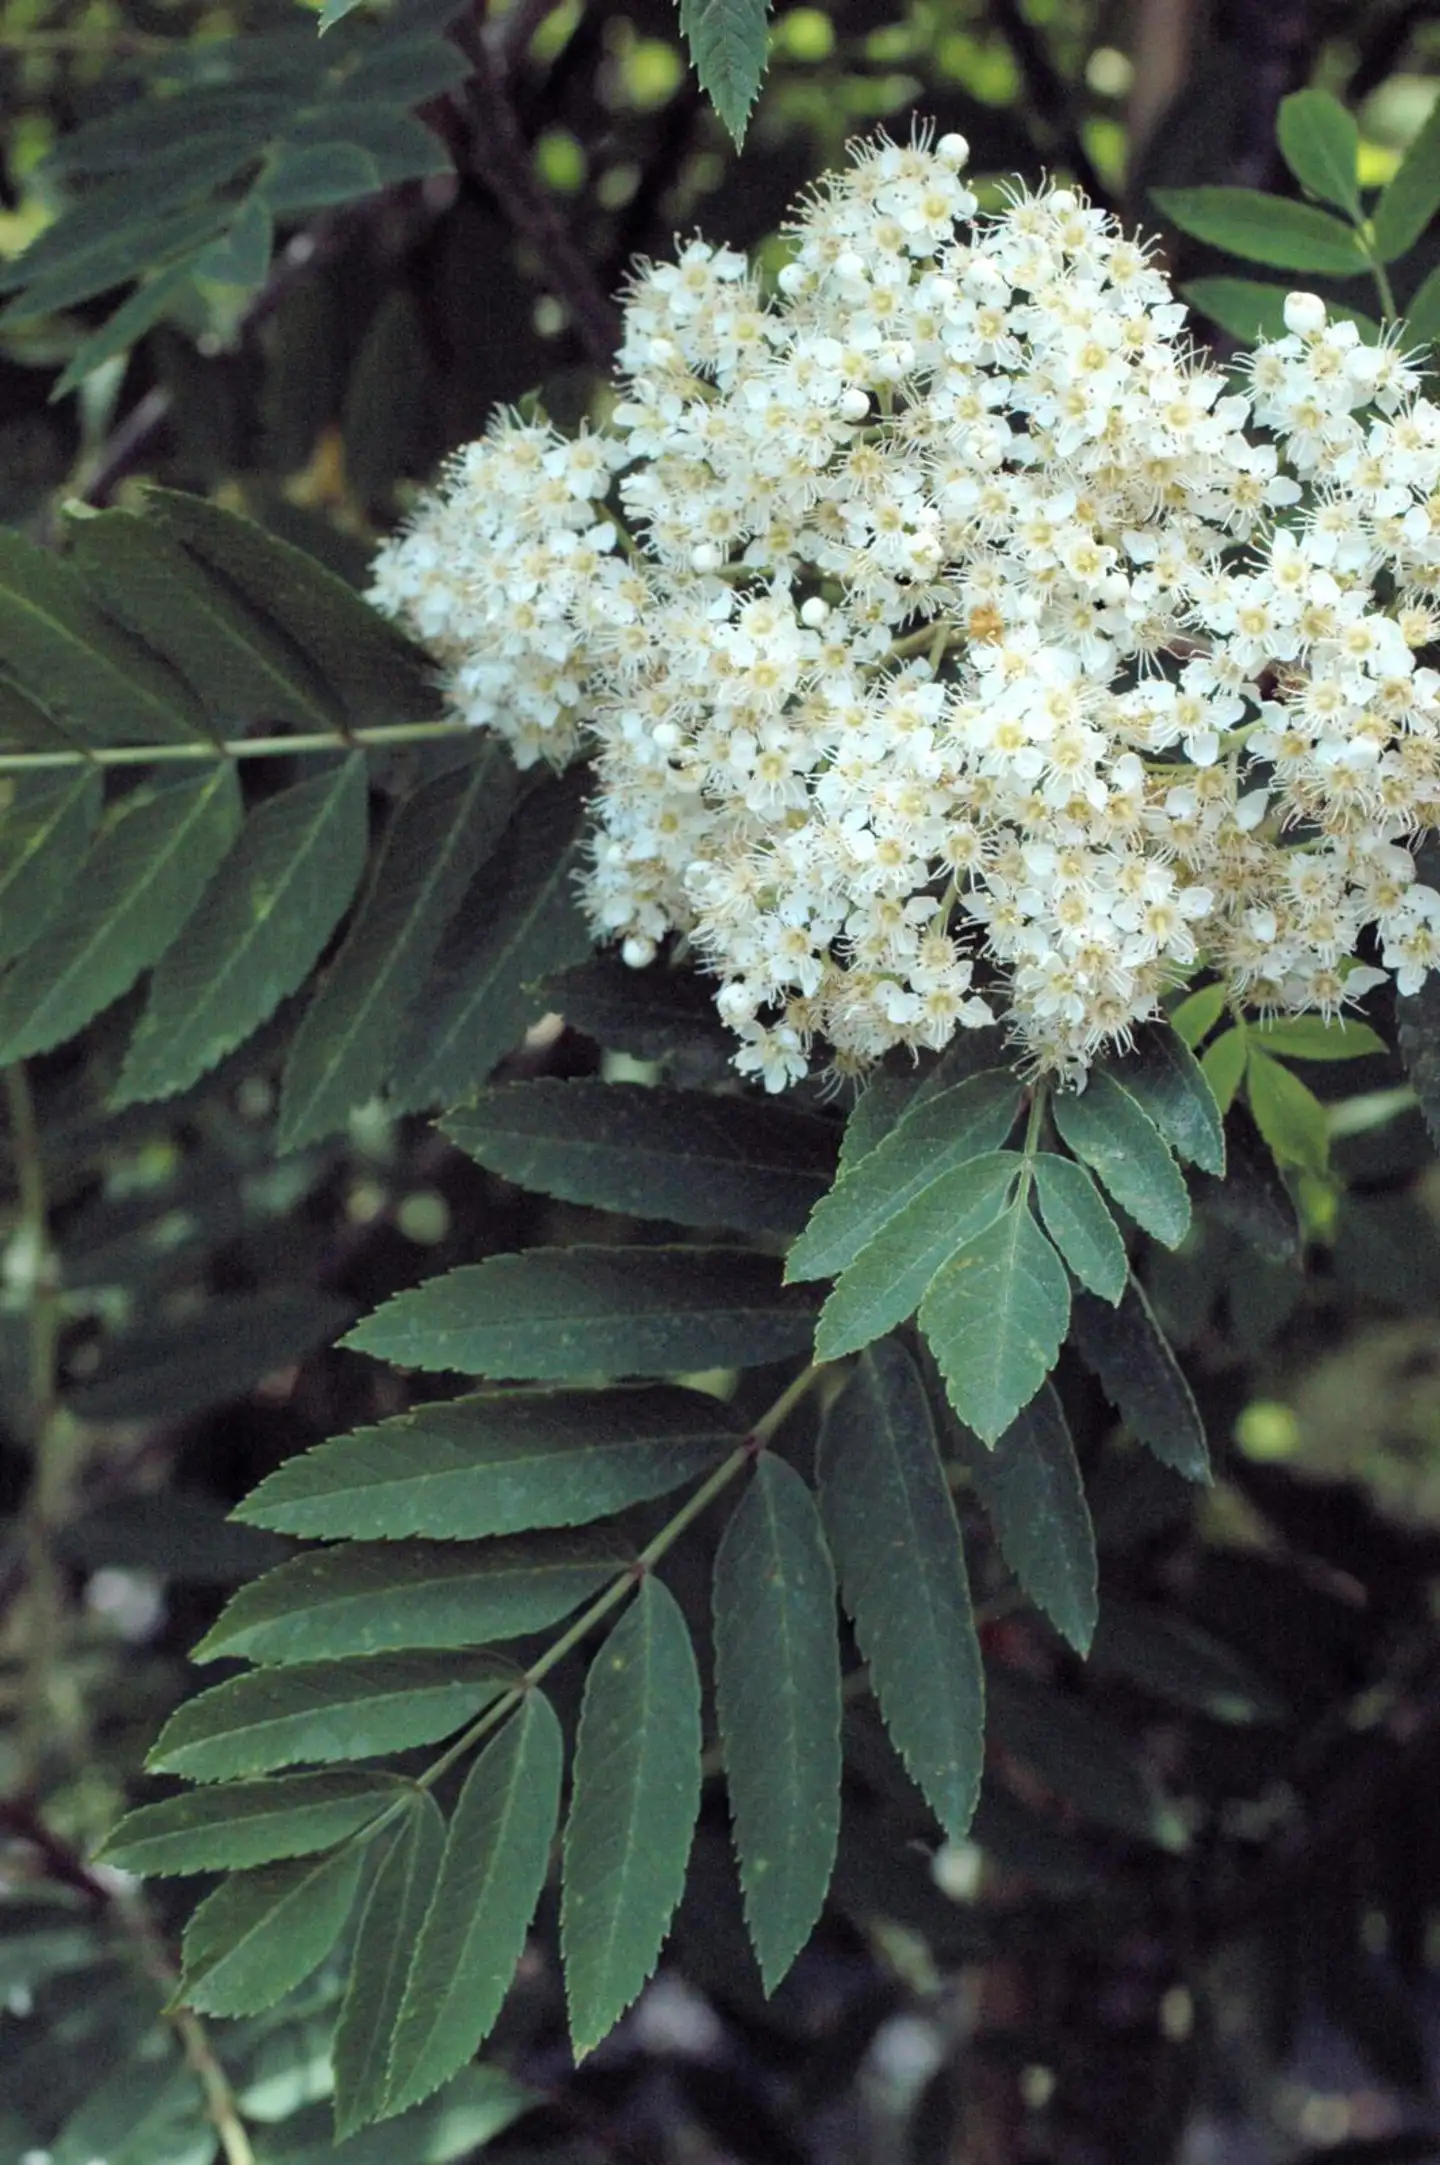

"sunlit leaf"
[1373,89,1440,261]
[1150,186,1366,273]
[1031,1153,1126,1305]
[919,1202,1071,1445]
[814,1150,1018,1361]
[1277,89,1361,215]
[1052,1073,1191,1247]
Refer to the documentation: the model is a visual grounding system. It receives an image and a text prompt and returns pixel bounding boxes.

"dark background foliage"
[6,1,1440,2162]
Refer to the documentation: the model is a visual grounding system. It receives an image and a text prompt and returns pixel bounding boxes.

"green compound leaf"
[678,0,771,145]
[1373,88,1440,262]
[148,1653,513,1783]
[278,754,517,1148]
[786,1069,1022,1282]
[1051,1072,1191,1247]
[0,764,242,1064]
[343,1247,818,1380]
[99,1770,402,1875]
[1031,1152,1126,1305]
[332,1791,447,2139]
[392,772,592,1111]
[0,528,207,745]
[442,1081,838,1238]
[714,1455,842,1993]
[0,769,102,970]
[234,1384,741,1542]
[1250,1014,1387,1062]
[817,1340,984,1841]
[385,1692,564,2116]
[193,1532,627,1665]
[1276,89,1361,216]
[1245,1047,1330,1180]
[146,489,441,733]
[1150,186,1367,273]
[1112,1025,1226,1177]
[562,1577,702,2058]
[813,1150,1019,1362]
[116,754,369,1105]
[66,511,337,734]
[1071,1280,1210,1481]
[965,1383,1097,1655]
[919,1202,1071,1445]
[180,1844,365,2017]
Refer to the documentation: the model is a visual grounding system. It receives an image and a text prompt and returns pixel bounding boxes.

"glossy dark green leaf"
[919,1203,1071,1445]
[1089,1599,1288,1724]
[966,1383,1097,1654]
[0,770,102,969]
[343,1247,818,1379]
[332,1792,447,2138]
[1113,1026,1226,1176]
[385,1692,564,2114]
[1031,1152,1126,1305]
[786,1069,1022,1282]
[677,0,771,143]
[99,1770,402,1875]
[67,512,336,733]
[0,765,242,1063]
[1052,1072,1191,1247]
[562,1578,702,2055]
[442,1081,838,1237]
[115,754,369,1104]
[836,1070,918,1174]
[235,1384,741,1541]
[1373,90,1440,261]
[63,1288,349,1426]
[1150,186,1367,272]
[279,755,517,1147]
[1245,1047,1330,1179]
[714,1455,841,1992]
[986,1667,1187,1849]
[146,489,441,731]
[194,1532,627,1665]
[148,1653,512,1782]
[1277,89,1361,215]
[392,773,592,1110]
[813,1150,1019,1361]
[180,1845,365,2016]
[1071,1280,1210,1480]
[817,1341,984,1838]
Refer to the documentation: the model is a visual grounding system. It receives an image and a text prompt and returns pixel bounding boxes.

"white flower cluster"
[370,131,1440,1086]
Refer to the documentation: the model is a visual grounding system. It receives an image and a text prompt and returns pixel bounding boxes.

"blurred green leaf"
[1249,1014,1387,1062]
[1373,89,1440,261]
[64,1288,351,1423]
[1277,89,1360,216]
[1151,186,1367,272]
[1245,1047,1330,1179]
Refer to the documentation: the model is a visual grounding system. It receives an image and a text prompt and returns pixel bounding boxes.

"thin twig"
[989,0,1114,211]
[448,5,620,366]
